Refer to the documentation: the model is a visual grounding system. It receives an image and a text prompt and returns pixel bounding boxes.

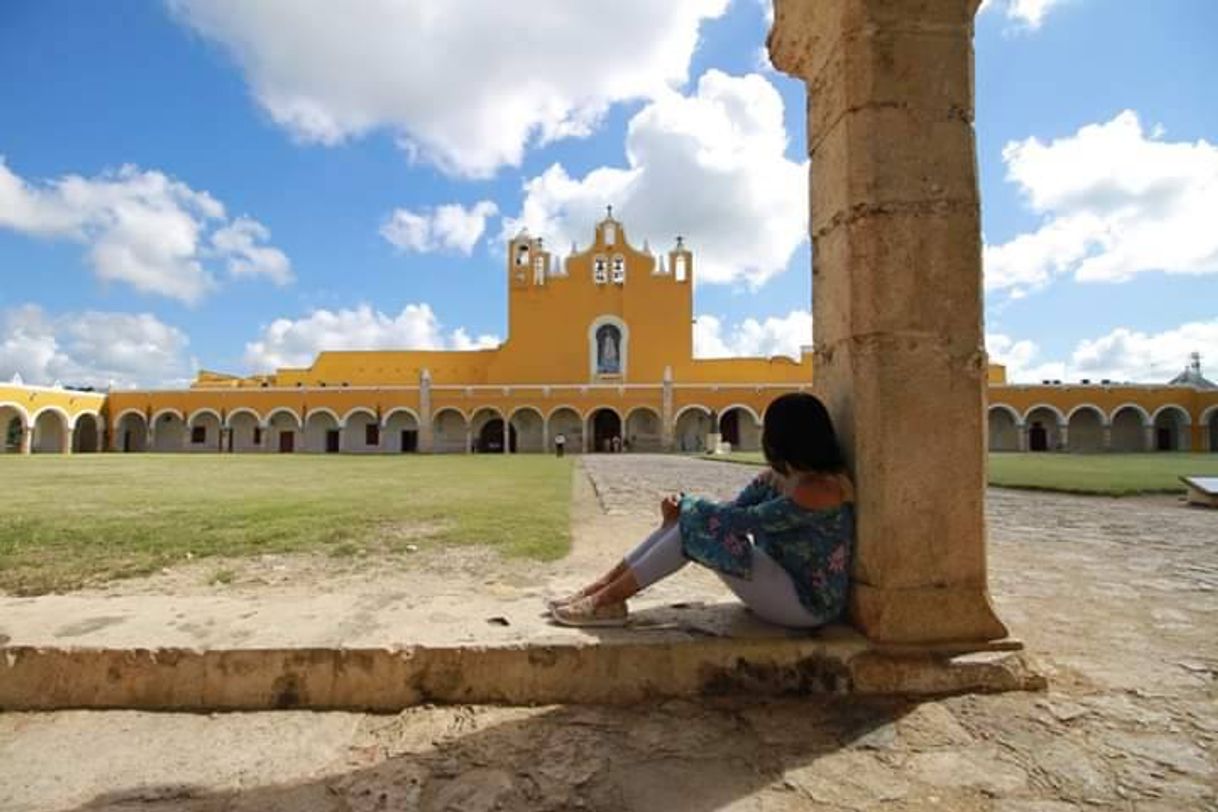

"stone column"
[418,369,434,454]
[465,428,473,454]
[1057,425,1068,452]
[1143,425,1155,452]
[770,0,1007,643]
[1017,423,1028,452]
[661,367,675,452]
[1201,425,1211,454]
[19,427,33,455]
[62,428,75,455]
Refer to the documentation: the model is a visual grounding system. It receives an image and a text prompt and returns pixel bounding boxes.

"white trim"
[0,401,31,427]
[150,408,185,425]
[31,405,72,427]
[1066,403,1108,425]
[381,406,421,426]
[304,407,342,427]
[431,406,470,423]
[224,407,262,427]
[264,407,302,427]
[469,406,506,427]
[1109,402,1152,427]
[719,403,763,426]
[624,405,661,423]
[588,315,629,380]
[1200,404,1218,426]
[70,410,102,430]
[545,404,583,422]
[113,408,148,430]
[187,408,224,426]
[1022,403,1066,426]
[340,406,378,427]
[987,403,1023,425]
[673,403,712,422]
[1151,404,1191,426]
[508,405,546,424]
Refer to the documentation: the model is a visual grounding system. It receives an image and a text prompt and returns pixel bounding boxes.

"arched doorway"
[305,410,341,453]
[546,407,583,455]
[1209,409,1218,453]
[1153,406,1189,452]
[1066,406,1105,453]
[478,419,512,452]
[1023,406,1062,453]
[719,406,762,452]
[509,408,545,453]
[73,413,101,453]
[32,409,68,453]
[987,406,1020,452]
[589,408,622,453]
[384,409,420,453]
[152,411,186,452]
[227,410,262,452]
[1110,405,1149,452]
[115,412,148,453]
[267,410,300,453]
[625,407,662,452]
[342,409,382,453]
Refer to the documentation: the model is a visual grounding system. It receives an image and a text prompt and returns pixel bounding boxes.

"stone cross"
[769,0,1008,644]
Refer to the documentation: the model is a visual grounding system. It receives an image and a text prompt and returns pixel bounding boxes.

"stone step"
[0,594,1042,710]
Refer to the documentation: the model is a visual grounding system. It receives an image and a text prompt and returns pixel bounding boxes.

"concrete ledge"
[0,638,1045,711]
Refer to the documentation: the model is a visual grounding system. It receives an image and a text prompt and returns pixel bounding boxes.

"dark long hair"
[761,393,845,475]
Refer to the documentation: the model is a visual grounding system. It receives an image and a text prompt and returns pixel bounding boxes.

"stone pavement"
[1,455,1215,810]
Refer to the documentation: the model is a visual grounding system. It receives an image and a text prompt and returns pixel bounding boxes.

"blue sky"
[1,0,1215,388]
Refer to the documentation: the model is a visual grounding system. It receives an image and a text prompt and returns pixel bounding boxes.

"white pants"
[624,523,823,628]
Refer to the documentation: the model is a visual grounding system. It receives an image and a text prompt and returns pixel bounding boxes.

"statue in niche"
[596,324,621,375]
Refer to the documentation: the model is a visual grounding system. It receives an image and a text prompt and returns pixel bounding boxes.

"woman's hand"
[660,494,682,525]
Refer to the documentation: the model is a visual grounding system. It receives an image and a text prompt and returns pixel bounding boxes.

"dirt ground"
[0,455,1215,811]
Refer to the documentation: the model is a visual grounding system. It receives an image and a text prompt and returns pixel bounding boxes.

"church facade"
[2,215,1216,455]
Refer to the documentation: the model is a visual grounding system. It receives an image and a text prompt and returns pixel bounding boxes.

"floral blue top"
[678,473,854,624]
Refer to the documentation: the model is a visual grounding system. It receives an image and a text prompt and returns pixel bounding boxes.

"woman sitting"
[550,392,854,628]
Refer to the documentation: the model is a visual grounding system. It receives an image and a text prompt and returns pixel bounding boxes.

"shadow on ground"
[69,698,913,811]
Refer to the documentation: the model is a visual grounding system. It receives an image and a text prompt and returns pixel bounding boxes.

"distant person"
[554,433,566,458]
[548,393,854,629]
[611,436,622,453]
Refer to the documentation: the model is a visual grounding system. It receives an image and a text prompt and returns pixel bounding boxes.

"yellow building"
[2,215,1216,455]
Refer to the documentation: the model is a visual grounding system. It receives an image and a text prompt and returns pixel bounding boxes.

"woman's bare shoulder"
[790,472,853,510]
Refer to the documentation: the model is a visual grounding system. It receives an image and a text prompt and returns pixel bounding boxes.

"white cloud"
[380,201,498,255]
[0,159,291,303]
[694,309,811,360]
[243,304,500,371]
[168,0,729,178]
[0,305,192,389]
[988,319,1218,383]
[985,111,1218,297]
[978,0,1067,29]
[504,70,807,289]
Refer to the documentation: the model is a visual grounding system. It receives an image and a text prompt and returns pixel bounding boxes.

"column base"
[850,582,1009,645]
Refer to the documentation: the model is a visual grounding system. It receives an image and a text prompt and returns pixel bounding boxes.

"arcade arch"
[1,403,28,453]
[1152,405,1190,452]
[674,405,713,452]
[342,408,381,453]
[226,409,262,453]
[72,413,101,453]
[433,408,469,454]
[305,409,342,454]
[384,408,420,453]
[31,407,69,454]
[1110,404,1150,452]
[588,407,622,453]
[625,407,663,452]
[1066,405,1106,453]
[471,407,510,453]
[546,407,583,454]
[1023,405,1064,452]
[719,405,762,452]
[266,408,301,453]
[152,410,186,452]
[115,411,148,453]
[987,405,1021,452]
[187,409,222,452]
[509,407,545,453]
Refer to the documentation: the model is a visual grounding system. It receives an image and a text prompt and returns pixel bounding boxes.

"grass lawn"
[0,455,573,595]
[713,451,1218,496]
